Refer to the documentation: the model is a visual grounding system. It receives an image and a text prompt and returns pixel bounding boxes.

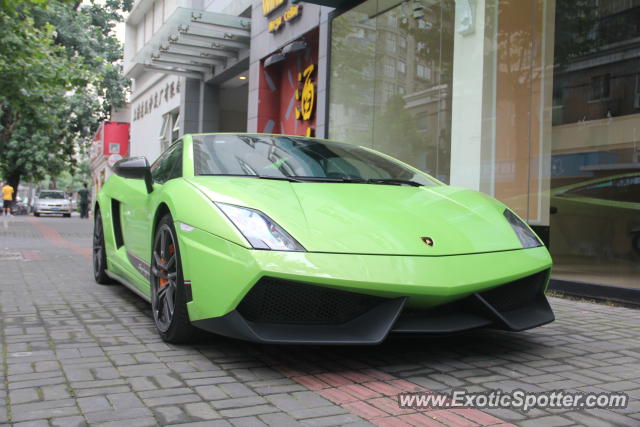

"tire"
[93,210,112,284]
[150,214,200,343]
[34,212,39,217]
[63,213,71,218]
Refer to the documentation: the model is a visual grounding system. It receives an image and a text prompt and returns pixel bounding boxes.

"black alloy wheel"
[150,214,200,343]
[93,210,111,284]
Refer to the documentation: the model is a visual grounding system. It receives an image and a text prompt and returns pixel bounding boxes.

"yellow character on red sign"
[295,64,315,122]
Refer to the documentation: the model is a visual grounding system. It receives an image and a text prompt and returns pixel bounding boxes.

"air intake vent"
[237,277,388,324]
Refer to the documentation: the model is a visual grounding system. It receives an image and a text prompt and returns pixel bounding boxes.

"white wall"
[130,75,182,162]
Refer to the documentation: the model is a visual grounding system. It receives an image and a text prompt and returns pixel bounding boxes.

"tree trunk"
[6,172,21,198]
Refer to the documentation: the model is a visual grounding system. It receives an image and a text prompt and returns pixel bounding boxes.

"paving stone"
[154,405,189,424]
[300,414,365,426]
[210,397,269,410]
[220,382,257,398]
[77,395,111,413]
[184,402,222,420]
[84,407,153,424]
[73,385,131,397]
[9,388,40,404]
[195,384,228,400]
[219,404,280,418]
[106,392,144,410]
[50,416,87,427]
[143,393,202,406]
[229,416,269,426]
[94,417,158,427]
[518,415,574,427]
[173,421,232,427]
[258,412,300,427]
[563,412,616,427]
[13,420,50,427]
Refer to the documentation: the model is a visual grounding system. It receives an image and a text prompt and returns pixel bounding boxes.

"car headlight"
[216,202,305,252]
[503,209,542,249]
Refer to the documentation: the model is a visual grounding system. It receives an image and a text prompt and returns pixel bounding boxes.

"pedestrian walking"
[2,181,14,216]
[77,182,90,219]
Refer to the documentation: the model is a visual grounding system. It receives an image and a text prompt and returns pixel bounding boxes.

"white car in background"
[33,190,73,217]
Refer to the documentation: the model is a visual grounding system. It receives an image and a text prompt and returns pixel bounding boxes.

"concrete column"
[449,0,498,193]
[181,78,220,134]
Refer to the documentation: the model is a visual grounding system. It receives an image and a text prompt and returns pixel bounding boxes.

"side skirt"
[105,269,151,303]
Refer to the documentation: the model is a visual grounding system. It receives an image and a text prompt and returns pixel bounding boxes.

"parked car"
[33,190,73,217]
[93,133,554,344]
[550,172,640,258]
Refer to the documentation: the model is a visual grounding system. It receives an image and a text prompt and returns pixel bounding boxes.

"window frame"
[150,140,184,185]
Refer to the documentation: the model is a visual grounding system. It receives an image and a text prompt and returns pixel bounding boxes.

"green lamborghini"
[93,133,554,344]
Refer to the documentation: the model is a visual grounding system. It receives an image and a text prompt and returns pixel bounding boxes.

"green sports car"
[93,133,554,344]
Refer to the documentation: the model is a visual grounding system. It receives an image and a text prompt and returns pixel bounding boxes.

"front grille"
[237,277,388,324]
[479,270,549,312]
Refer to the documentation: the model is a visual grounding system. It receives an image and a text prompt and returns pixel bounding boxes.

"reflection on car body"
[551,172,640,258]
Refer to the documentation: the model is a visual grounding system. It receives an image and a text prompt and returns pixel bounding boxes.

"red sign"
[257,29,319,136]
[102,122,130,157]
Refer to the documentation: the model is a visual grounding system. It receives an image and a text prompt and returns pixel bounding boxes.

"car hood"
[188,177,524,256]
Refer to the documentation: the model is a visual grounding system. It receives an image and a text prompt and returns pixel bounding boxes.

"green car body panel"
[95,133,554,344]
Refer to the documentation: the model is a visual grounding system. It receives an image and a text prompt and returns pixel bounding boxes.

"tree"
[0,0,131,193]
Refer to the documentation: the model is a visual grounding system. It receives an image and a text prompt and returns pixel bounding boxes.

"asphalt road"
[0,215,639,427]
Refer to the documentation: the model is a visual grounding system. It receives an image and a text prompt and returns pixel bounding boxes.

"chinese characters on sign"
[268,4,302,33]
[263,0,285,16]
[133,79,181,121]
[295,64,315,137]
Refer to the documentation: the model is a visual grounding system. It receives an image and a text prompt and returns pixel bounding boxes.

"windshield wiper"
[364,178,423,187]
[255,175,304,183]
[294,177,366,183]
[199,174,422,186]
[198,174,303,182]
[290,177,423,186]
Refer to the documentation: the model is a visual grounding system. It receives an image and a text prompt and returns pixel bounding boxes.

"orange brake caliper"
[159,244,175,288]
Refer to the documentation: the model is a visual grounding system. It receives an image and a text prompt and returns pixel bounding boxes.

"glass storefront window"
[550,0,640,289]
[328,0,454,183]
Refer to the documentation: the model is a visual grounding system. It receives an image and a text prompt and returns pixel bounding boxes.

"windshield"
[193,134,436,186]
[39,191,66,199]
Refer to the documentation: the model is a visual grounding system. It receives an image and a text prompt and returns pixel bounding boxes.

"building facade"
[124,0,254,163]
[124,0,640,296]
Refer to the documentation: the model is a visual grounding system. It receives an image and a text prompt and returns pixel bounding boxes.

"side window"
[151,142,183,184]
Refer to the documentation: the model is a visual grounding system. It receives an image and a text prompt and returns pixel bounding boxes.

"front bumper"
[178,228,553,344]
[36,207,72,215]
[192,270,554,344]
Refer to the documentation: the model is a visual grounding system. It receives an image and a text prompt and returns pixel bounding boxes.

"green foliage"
[0,0,131,191]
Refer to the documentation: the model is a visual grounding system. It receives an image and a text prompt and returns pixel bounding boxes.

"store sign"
[295,64,316,137]
[268,4,302,33]
[263,0,285,16]
[133,79,181,121]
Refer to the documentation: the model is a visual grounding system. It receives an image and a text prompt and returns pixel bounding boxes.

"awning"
[131,8,251,80]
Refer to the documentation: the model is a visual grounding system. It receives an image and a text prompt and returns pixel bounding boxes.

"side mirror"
[113,157,154,194]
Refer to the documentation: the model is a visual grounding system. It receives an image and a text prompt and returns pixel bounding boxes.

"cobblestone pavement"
[1,215,639,427]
